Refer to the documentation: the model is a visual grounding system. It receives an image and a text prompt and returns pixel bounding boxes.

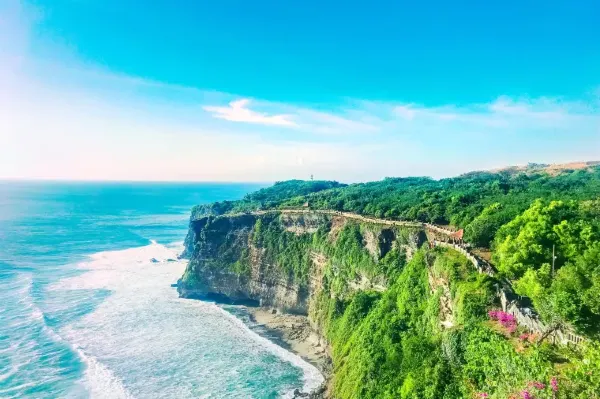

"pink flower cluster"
[520,390,532,399]
[529,381,546,390]
[488,310,517,334]
[500,377,559,399]
[514,379,557,398]
[477,393,489,398]
[550,377,559,392]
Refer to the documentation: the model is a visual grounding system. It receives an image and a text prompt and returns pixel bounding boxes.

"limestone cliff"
[179,211,426,315]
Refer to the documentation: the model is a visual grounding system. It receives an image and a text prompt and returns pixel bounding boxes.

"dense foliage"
[284,167,600,248]
[270,167,600,334]
[494,199,600,334]
[240,217,414,290]
[248,216,314,285]
[190,180,344,219]
[244,180,345,207]
[312,244,581,399]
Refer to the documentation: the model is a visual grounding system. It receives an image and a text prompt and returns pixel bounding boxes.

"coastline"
[245,307,331,398]
[177,283,331,396]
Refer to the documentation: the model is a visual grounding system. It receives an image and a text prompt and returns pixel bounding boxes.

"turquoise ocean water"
[0,182,322,398]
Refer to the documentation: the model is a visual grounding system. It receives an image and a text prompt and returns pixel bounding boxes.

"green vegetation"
[190,179,344,219]
[237,217,413,289]
[313,247,573,399]
[186,165,600,398]
[226,214,598,397]
[276,167,600,334]
[284,167,600,248]
[244,179,345,207]
[249,217,313,285]
[494,199,600,335]
[313,223,411,293]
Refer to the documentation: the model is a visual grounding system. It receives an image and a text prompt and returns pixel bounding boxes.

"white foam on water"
[51,240,322,398]
[71,344,135,399]
[0,381,40,397]
[50,241,182,399]
[213,306,324,397]
[0,361,26,385]
[29,306,134,399]
[0,274,80,396]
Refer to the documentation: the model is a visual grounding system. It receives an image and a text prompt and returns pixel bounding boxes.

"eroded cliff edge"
[179,211,425,312]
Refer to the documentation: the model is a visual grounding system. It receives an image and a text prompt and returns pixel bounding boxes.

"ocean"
[0,182,323,398]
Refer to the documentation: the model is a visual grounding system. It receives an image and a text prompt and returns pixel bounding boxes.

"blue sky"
[1,0,599,181]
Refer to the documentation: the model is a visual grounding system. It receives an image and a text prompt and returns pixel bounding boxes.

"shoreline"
[245,307,331,397]
[177,283,331,396]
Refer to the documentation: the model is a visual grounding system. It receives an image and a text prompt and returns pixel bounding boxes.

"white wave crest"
[0,271,135,399]
[48,241,187,398]
[73,342,135,399]
[214,306,324,396]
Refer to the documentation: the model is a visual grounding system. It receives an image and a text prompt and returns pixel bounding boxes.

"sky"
[1,0,599,182]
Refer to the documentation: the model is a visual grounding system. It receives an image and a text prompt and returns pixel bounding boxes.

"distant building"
[303,201,310,208]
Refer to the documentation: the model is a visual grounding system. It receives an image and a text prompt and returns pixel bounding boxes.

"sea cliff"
[178,209,431,396]
[179,210,425,314]
[178,172,600,398]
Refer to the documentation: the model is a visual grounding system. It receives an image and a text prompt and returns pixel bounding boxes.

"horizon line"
[1,159,598,185]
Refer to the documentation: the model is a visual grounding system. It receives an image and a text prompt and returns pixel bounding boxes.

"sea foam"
[50,241,322,398]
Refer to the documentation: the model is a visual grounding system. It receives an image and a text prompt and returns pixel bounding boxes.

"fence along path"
[218,207,586,346]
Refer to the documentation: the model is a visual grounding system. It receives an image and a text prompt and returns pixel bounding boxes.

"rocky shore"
[247,307,331,398]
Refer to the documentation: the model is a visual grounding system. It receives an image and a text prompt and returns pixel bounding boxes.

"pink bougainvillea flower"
[488,310,499,320]
[530,381,545,390]
[550,377,559,392]
[521,390,532,399]
[488,310,519,334]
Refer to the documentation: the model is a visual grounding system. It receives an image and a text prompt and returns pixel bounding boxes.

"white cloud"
[203,99,297,127]
[3,54,599,181]
[394,105,417,120]
[201,98,380,134]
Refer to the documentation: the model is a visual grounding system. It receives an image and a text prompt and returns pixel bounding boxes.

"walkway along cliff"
[180,207,584,347]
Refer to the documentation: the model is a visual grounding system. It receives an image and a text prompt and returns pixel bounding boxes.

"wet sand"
[247,308,331,374]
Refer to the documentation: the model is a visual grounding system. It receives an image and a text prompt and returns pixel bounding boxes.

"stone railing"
[206,208,445,235]
[433,241,496,276]
[433,241,585,346]
[424,223,459,237]
[499,289,586,345]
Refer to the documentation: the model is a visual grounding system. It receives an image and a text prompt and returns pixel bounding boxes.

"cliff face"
[180,203,230,259]
[180,213,261,304]
[179,211,426,315]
